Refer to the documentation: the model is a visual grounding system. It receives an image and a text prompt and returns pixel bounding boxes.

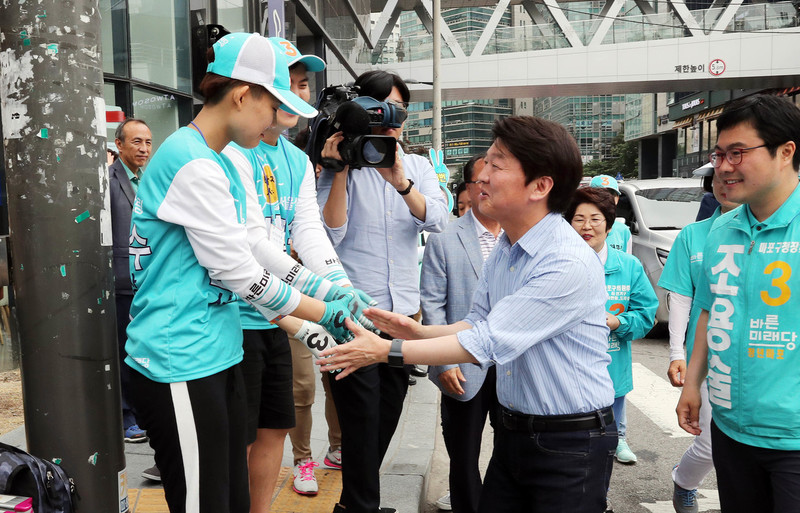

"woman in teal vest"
[566,187,658,465]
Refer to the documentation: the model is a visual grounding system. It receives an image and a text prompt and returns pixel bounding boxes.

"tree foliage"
[582,132,639,179]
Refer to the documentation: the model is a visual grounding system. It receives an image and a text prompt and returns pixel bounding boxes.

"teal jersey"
[607,221,632,253]
[604,246,658,397]
[695,183,800,450]
[658,208,721,364]
[229,139,305,329]
[127,128,300,383]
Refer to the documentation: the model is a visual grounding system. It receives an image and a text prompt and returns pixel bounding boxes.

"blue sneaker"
[124,424,148,443]
[673,482,698,513]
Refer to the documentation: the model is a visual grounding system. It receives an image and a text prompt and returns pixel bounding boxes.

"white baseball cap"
[269,38,326,73]
[206,32,318,118]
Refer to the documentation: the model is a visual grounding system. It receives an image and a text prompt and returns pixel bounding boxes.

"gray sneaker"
[673,482,699,513]
[141,465,161,482]
[323,446,342,469]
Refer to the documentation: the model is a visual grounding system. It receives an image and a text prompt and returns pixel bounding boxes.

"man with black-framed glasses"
[677,93,800,512]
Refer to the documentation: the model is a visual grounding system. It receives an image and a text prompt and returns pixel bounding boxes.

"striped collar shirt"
[458,212,615,415]
[472,212,502,261]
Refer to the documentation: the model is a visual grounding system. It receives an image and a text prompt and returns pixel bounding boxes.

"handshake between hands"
[319,285,379,341]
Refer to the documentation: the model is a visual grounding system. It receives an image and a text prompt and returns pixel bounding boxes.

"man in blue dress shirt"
[320,116,617,512]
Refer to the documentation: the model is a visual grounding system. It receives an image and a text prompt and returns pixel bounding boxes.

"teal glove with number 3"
[324,285,378,332]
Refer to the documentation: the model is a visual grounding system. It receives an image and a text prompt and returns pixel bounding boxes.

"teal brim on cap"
[270,86,318,118]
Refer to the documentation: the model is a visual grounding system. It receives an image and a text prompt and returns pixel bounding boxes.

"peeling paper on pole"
[0,49,35,139]
[92,97,106,136]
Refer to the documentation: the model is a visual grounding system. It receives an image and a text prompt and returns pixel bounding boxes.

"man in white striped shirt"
[320,116,617,512]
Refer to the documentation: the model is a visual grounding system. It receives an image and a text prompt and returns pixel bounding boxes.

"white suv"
[615,178,706,329]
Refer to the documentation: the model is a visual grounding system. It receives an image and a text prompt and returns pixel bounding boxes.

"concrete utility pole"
[0,2,127,512]
[432,0,442,151]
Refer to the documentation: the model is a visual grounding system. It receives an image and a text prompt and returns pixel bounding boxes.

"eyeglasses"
[571,217,606,227]
[709,144,767,168]
[465,180,484,185]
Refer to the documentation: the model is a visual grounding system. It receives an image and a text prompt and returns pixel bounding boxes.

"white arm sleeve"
[222,145,335,300]
[157,158,301,317]
[667,292,692,362]
[290,159,350,286]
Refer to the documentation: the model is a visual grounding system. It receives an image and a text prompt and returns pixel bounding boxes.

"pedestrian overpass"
[319,0,800,100]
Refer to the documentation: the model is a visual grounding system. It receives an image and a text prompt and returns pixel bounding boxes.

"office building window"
[129,0,191,93]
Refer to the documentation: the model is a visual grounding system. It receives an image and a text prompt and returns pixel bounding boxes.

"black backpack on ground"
[0,441,75,513]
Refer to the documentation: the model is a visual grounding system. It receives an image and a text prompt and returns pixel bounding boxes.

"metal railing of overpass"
[342,0,800,99]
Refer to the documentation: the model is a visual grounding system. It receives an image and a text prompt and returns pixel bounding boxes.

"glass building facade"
[534,95,626,162]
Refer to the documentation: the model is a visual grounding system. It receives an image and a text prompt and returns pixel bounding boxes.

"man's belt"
[501,406,615,433]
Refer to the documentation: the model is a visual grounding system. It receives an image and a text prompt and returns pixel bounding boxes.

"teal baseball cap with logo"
[268,38,326,73]
[206,32,318,118]
[589,174,620,195]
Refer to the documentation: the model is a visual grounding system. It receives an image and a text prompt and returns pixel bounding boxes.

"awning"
[697,107,724,122]
[672,115,694,129]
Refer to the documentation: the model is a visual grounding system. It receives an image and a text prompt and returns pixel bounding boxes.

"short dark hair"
[564,187,617,232]
[115,118,150,142]
[198,46,271,105]
[716,94,800,171]
[491,116,583,213]
[454,182,468,216]
[463,153,485,183]
[354,70,410,104]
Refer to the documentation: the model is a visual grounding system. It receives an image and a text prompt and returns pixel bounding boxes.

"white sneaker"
[435,492,452,511]
[323,446,342,469]
[292,458,319,495]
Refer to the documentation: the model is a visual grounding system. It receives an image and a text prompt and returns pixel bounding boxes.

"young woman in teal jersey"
[126,33,359,513]
[565,187,658,466]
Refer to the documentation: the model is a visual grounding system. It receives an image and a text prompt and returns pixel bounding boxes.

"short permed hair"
[564,187,617,233]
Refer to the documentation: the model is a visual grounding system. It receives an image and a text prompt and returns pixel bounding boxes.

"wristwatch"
[388,338,404,368]
[397,179,414,196]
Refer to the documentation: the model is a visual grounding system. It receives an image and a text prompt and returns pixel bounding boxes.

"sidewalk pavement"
[0,370,440,513]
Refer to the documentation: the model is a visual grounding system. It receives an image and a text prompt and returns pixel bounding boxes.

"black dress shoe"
[408,376,417,386]
[409,365,427,377]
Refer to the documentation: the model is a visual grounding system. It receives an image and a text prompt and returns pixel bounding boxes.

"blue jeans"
[478,418,617,512]
[612,395,627,439]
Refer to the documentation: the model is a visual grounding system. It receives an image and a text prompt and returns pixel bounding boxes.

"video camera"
[306,85,408,172]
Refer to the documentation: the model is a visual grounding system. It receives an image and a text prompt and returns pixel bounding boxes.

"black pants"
[712,420,800,513]
[129,366,250,513]
[329,360,410,513]
[441,366,497,513]
[115,294,137,429]
[478,413,616,513]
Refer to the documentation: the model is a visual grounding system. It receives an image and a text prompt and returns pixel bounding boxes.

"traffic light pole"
[0,2,128,511]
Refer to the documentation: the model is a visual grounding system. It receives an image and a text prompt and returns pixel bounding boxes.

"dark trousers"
[329,360,410,513]
[130,366,250,513]
[115,294,137,429]
[478,415,617,513]
[711,420,800,513]
[441,366,497,513]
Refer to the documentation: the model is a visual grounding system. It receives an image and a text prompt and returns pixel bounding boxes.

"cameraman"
[317,70,448,513]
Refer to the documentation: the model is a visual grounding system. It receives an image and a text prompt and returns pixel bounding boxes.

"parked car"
[616,178,706,329]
